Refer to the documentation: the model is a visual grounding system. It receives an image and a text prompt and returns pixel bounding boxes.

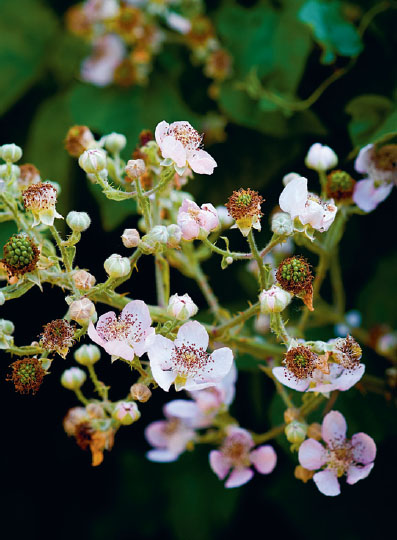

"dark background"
[0,1,396,539]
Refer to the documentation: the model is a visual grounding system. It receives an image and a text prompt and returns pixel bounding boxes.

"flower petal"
[272,366,310,392]
[103,339,134,361]
[351,432,376,464]
[147,334,176,391]
[95,311,116,337]
[322,411,347,446]
[353,178,393,212]
[121,299,152,330]
[225,467,254,488]
[250,445,277,475]
[298,439,328,470]
[188,149,217,175]
[313,469,341,496]
[145,420,168,448]
[155,121,169,145]
[209,450,231,480]
[201,347,234,383]
[279,176,308,218]
[146,449,180,462]
[175,320,209,350]
[133,327,155,357]
[161,136,187,168]
[87,321,106,347]
[332,363,365,391]
[354,144,373,174]
[164,399,201,421]
[346,463,374,485]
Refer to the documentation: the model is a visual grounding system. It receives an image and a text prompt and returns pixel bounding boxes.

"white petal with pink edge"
[351,432,377,464]
[346,463,374,485]
[250,445,277,474]
[321,410,347,446]
[298,439,328,470]
[175,320,209,350]
[225,467,254,488]
[313,469,341,496]
[209,450,231,480]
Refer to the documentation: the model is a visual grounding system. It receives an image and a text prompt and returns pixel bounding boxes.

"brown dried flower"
[40,319,75,358]
[6,358,45,395]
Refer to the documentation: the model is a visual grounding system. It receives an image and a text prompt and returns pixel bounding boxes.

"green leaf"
[345,94,395,147]
[0,0,57,115]
[299,0,363,64]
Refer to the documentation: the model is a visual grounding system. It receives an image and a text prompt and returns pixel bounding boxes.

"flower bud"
[125,159,146,180]
[69,298,96,325]
[307,422,322,440]
[74,344,101,366]
[305,143,338,172]
[61,367,87,390]
[104,132,127,154]
[79,149,107,174]
[149,225,169,244]
[285,420,307,444]
[64,126,95,157]
[225,256,233,265]
[166,224,182,249]
[104,254,131,278]
[121,228,140,248]
[283,407,300,424]
[0,319,15,335]
[294,465,314,483]
[254,313,270,334]
[112,401,140,425]
[167,293,198,321]
[130,383,152,403]
[259,285,292,314]
[1,144,22,163]
[216,205,234,228]
[73,270,96,290]
[66,211,91,232]
[271,212,294,236]
[0,292,5,305]
[282,172,301,186]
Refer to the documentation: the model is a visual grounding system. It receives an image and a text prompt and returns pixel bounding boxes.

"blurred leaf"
[298,0,363,64]
[0,0,57,115]
[48,32,89,85]
[346,94,395,147]
[0,221,17,249]
[25,92,73,215]
[88,183,137,231]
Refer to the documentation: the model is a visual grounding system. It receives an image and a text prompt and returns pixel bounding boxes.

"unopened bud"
[74,344,101,366]
[104,132,127,154]
[0,319,15,335]
[61,367,86,390]
[125,159,145,180]
[66,211,91,232]
[0,292,5,305]
[259,285,292,314]
[307,422,322,440]
[271,212,294,236]
[216,205,234,228]
[167,293,198,321]
[305,143,338,172]
[254,313,270,334]
[79,149,107,174]
[112,401,141,425]
[294,465,314,483]
[166,224,182,249]
[69,298,96,325]
[225,256,233,265]
[285,420,307,444]
[121,228,140,248]
[130,383,152,403]
[73,270,96,290]
[1,144,22,163]
[86,402,105,418]
[283,407,300,424]
[104,254,131,278]
[282,172,301,186]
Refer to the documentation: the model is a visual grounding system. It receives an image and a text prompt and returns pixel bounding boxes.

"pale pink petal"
[299,199,324,228]
[175,320,209,350]
[121,299,152,330]
[298,439,328,470]
[188,149,217,175]
[225,467,254,488]
[183,380,218,392]
[351,433,376,464]
[209,450,231,480]
[279,176,308,218]
[346,463,374,485]
[313,469,341,496]
[103,339,134,361]
[161,136,187,168]
[145,420,168,448]
[180,198,199,213]
[177,212,200,240]
[354,144,373,174]
[147,335,176,391]
[200,348,234,383]
[353,178,393,212]
[250,445,277,474]
[95,311,116,336]
[146,449,180,462]
[164,399,201,421]
[133,327,155,357]
[151,367,176,392]
[322,411,347,446]
[199,204,219,231]
[272,366,310,392]
[332,363,365,391]
[155,121,169,145]
[87,321,106,347]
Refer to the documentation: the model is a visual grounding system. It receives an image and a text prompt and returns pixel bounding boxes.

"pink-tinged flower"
[177,198,219,240]
[144,401,198,462]
[167,293,198,321]
[298,410,376,496]
[209,426,277,488]
[147,320,233,392]
[190,362,237,415]
[353,178,393,212]
[88,300,154,362]
[155,121,217,175]
[81,34,124,87]
[272,340,365,393]
[279,176,337,234]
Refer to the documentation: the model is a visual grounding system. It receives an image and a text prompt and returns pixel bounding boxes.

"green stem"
[74,387,89,406]
[49,225,76,292]
[194,263,226,322]
[212,302,260,337]
[87,364,108,400]
[330,250,345,315]
[202,237,252,260]
[252,424,285,444]
[135,177,152,230]
[247,229,266,290]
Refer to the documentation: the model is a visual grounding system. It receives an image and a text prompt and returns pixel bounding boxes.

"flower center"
[168,122,203,152]
[22,182,57,210]
[284,345,318,379]
[280,258,307,283]
[334,335,362,371]
[172,344,211,377]
[373,144,397,171]
[98,313,144,343]
[222,433,252,467]
[328,443,353,477]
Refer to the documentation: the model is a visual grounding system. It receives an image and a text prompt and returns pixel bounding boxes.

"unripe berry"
[74,344,101,366]
[79,149,107,174]
[2,233,39,277]
[104,132,127,153]
[125,159,145,179]
[121,228,140,248]
[1,143,22,163]
[66,211,91,232]
[104,254,131,278]
[112,401,141,425]
[61,367,87,390]
[285,420,307,444]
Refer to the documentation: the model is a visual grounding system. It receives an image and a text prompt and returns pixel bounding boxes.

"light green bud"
[104,133,127,154]
[74,344,101,366]
[285,420,308,444]
[66,211,91,232]
[1,144,22,163]
[61,367,87,390]
[271,212,294,236]
[79,149,107,174]
[104,253,131,278]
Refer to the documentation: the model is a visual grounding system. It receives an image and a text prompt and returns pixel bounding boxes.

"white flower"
[305,143,338,171]
[22,182,63,227]
[279,176,337,233]
[147,321,233,392]
[155,121,217,175]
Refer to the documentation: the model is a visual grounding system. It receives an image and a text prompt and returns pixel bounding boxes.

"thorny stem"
[247,229,267,290]
[330,250,345,315]
[88,364,108,400]
[212,302,260,337]
[49,225,77,293]
[74,387,89,406]
[194,263,226,322]
[202,237,252,260]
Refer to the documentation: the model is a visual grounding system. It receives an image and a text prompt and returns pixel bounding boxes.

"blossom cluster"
[0,119,395,496]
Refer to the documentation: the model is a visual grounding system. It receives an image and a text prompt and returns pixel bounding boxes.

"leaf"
[0,0,57,115]
[298,0,363,64]
[345,94,395,147]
